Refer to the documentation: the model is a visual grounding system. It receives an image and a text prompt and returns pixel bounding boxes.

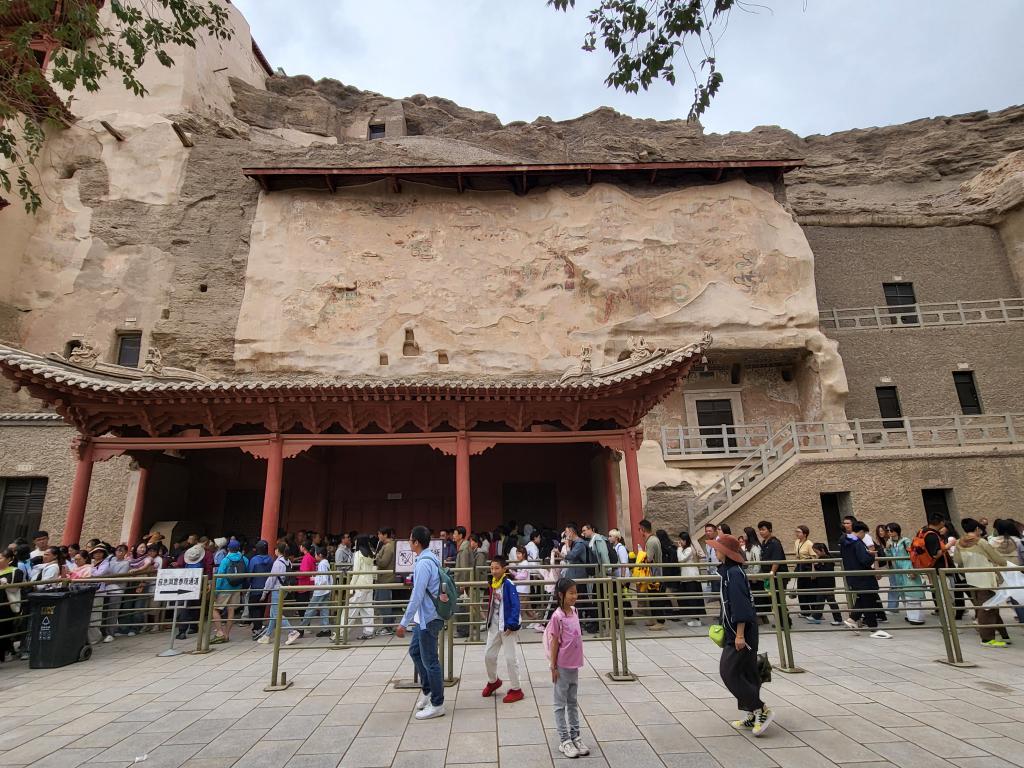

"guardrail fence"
[819,297,1024,330]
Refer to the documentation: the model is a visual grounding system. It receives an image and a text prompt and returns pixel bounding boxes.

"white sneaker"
[532,624,546,633]
[559,740,579,758]
[573,738,590,756]
[842,618,860,631]
[256,635,270,645]
[103,635,114,643]
[415,692,431,711]
[870,630,892,639]
[415,703,445,720]
[285,630,301,646]
[686,620,701,628]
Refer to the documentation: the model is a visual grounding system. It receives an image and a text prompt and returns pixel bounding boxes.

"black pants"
[796,576,817,616]
[677,579,703,617]
[720,643,764,713]
[810,591,842,623]
[851,590,882,628]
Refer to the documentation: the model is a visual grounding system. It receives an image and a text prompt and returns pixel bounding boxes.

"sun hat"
[213,537,227,549]
[184,544,206,565]
[706,534,745,564]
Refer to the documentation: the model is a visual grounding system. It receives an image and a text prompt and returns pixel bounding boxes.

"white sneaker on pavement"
[285,630,301,646]
[558,740,579,758]
[415,703,446,720]
[573,738,590,756]
[870,630,892,639]
[686,620,701,627]
[103,635,114,643]
[256,635,270,644]
[415,692,431,711]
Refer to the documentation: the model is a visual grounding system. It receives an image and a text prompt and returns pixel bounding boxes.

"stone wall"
[0,424,132,544]
[720,449,1024,549]
[831,324,1024,420]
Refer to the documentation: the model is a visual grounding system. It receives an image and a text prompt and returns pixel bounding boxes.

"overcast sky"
[233,0,1023,137]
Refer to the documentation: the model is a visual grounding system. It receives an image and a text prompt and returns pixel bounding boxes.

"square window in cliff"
[116,332,142,368]
[368,123,386,140]
[0,477,47,546]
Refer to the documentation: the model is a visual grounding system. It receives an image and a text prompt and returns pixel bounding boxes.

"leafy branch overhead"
[0,0,232,213]
[550,0,735,121]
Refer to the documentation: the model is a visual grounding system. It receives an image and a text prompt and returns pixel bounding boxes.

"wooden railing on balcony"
[819,298,1024,331]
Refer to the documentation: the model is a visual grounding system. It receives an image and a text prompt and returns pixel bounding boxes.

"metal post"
[445,616,459,686]
[933,569,975,668]
[607,577,620,678]
[609,570,635,681]
[157,602,183,657]
[769,572,803,673]
[265,588,294,690]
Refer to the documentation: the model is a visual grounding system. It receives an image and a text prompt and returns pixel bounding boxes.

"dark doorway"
[883,282,918,324]
[952,371,982,415]
[922,488,953,524]
[503,483,557,531]
[875,386,903,429]
[224,489,264,543]
[0,477,47,546]
[696,398,737,452]
[820,491,851,552]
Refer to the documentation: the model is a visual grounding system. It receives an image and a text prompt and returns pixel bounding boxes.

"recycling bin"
[26,587,97,669]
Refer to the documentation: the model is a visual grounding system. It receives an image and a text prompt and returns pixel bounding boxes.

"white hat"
[213,537,227,549]
[184,544,205,565]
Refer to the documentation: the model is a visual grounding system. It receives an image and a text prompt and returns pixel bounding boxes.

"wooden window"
[883,282,918,324]
[0,478,47,547]
[875,386,903,429]
[696,398,736,452]
[116,332,142,367]
[952,371,982,415]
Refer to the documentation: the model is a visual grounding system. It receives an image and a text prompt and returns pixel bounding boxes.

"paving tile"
[454,708,497,733]
[446,733,498,765]
[675,711,734,737]
[359,711,411,738]
[180,759,239,768]
[498,745,553,768]
[498,717,546,746]
[793,730,884,762]
[70,721,148,748]
[237,739,304,768]
[193,728,269,758]
[400,719,453,751]
[887,727,986,759]
[286,756,344,768]
[963,738,1024,768]
[761,748,834,768]
[163,718,237,745]
[868,743,956,768]
[323,703,375,726]
[299,725,361,754]
[599,740,665,768]
[642,723,704,754]
[658,756,723,768]
[952,759,1019,768]
[392,751,447,768]
[24,747,102,768]
[699,736,779,768]
[338,736,402,768]
[583,714,642,741]
[817,717,893,745]
[7,734,83,764]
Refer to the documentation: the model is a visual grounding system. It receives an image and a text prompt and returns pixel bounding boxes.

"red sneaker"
[481,679,502,697]
[502,688,525,704]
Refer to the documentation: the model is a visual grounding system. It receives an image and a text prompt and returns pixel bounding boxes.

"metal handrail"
[661,423,772,458]
[820,297,1024,330]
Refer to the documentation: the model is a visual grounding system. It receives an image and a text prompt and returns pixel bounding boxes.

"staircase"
[685,413,1024,529]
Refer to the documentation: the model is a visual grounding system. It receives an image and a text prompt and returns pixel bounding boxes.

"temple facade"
[1,3,1022,548]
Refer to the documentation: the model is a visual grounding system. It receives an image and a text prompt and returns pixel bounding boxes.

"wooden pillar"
[64,440,95,545]
[604,448,619,533]
[125,461,150,547]
[622,431,644,544]
[260,437,284,544]
[456,432,471,531]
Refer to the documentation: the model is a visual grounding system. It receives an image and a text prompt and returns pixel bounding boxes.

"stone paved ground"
[1,624,1022,768]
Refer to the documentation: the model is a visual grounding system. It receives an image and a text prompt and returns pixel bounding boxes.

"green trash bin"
[26,588,97,669]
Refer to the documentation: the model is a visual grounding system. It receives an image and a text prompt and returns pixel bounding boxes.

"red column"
[125,462,150,547]
[64,441,95,545]
[604,449,619,533]
[623,431,644,546]
[456,432,471,531]
[260,438,284,544]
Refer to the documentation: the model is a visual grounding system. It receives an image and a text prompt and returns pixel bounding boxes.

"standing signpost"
[153,569,203,657]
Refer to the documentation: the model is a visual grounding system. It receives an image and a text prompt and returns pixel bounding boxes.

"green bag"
[709,624,725,648]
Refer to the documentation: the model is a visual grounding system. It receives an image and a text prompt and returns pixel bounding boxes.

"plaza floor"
[1,624,1022,768]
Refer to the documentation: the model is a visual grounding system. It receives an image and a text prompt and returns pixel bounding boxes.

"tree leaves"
[1,0,232,213]
[550,0,735,120]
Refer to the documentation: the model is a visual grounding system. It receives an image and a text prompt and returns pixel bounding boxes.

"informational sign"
[395,539,443,574]
[153,568,202,602]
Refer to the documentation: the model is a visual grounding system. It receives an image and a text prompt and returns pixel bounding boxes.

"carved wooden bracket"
[468,440,498,456]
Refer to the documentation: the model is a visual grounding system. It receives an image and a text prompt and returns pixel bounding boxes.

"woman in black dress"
[0,548,26,662]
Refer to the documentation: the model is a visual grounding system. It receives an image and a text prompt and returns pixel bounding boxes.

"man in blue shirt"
[397,526,445,720]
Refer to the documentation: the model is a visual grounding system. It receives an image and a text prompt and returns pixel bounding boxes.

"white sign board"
[395,539,443,574]
[153,568,203,602]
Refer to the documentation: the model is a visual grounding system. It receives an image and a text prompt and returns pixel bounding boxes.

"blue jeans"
[262,593,292,637]
[301,593,330,627]
[409,619,444,706]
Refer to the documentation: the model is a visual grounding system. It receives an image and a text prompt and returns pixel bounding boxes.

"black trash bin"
[26,588,97,669]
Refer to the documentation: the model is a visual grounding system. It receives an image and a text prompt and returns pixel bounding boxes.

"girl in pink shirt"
[545,578,588,759]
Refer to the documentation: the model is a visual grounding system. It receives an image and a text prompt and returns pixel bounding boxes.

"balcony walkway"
[819,297,1024,331]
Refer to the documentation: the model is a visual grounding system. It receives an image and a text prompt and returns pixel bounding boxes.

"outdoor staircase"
[685,413,1024,529]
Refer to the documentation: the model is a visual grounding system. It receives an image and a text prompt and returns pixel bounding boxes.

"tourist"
[482,554,525,703]
[68,549,93,581]
[374,528,397,634]
[117,544,152,635]
[637,520,667,630]
[295,540,316,620]
[841,521,890,639]
[562,525,594,631]
[30,531,48,560]
[397,525,445,720]
[547,577,589,758]
[346,535,377,641]
[676,531,703,627]
[702,523,719,595]
[740,527,768,623]
[940,520,968,619]
[757,521,789,628]
[989,519,1024,623]
[807,542,843,625]
[581,524,613,575]
[177,543,205,639]
[334,532,354,573]
[212,537,228,567]
[211,539,249,644]
[526,529,542,563]
[439,529,457,565]
[793,525,816,619]
[708,533,774,737]
[608,530,629,577]
[954,518,1010,647]
[90,546,115,641]
[510,547,534,620]
[257,542,295,644]
[657,528,681,620]
[247,540,274,640]
[0,549,25,663]
[291,545,333,642]
[884,523,925,624]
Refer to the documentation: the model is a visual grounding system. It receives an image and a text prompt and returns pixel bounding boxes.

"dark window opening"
[63,339,82,358]
[952,371,982,415]
[116,332,142,367]
[875,386,903,429]
[379,353,389,366]
[402,329,420,356]
[883,282,918,324]
[922,488,954,525]
[696,398,736,452]
[820,491,852,553]
[0,477,48,547]
[437,351,449,365]
[368,123,386,140]
[729,363,742,385]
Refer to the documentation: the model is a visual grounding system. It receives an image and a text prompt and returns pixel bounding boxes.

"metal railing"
[820,297,1024,331]
[661,423,772,458]
[688,413,1024,526]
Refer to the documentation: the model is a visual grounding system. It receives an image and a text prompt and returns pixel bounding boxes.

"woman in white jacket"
[347,536,378,641]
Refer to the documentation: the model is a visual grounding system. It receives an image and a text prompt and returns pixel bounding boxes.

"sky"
[233,0,1024,137]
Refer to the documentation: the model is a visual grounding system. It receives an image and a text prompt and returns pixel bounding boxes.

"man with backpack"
[211,539,249,644]
[397,525,448,720]
[257,542,295,644]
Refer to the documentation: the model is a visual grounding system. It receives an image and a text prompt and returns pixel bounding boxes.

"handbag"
[757,653,772,683]
[709,624,725,647]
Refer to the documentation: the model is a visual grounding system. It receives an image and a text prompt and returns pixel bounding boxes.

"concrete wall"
[0,424,132,544]
[806,225,1016,309]
[832,324,1024,419]
[719,449,1024,549]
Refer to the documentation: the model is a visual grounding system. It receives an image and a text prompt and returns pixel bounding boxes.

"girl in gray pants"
[546,578,589,759]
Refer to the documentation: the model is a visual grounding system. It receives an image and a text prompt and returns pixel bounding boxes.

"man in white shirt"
[30,530,49,560]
